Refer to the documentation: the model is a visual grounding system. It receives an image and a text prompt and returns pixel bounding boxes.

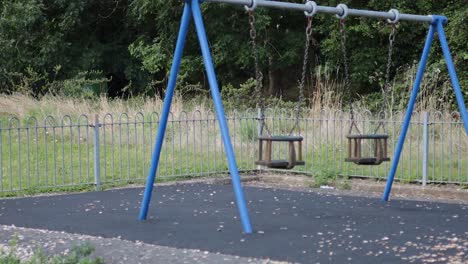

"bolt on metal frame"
[138,0,468,234]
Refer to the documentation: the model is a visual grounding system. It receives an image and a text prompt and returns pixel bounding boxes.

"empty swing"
[338,9,399,165]
[248,6,315,169]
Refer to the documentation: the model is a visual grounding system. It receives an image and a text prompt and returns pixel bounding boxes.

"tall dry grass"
[0,93,209,119]
[0,62,459,121]
[309,64,344,112]
[309,62,458,117]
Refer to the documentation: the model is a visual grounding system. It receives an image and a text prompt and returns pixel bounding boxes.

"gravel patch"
[0,225,286,264]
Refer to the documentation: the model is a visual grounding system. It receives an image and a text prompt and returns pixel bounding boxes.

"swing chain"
[248,11,270,135]
[289,16,313,135]
[375,24,396,134]
[339,20,350,92]
[248,10,257,41]
[300,17,313,109]
[339,20,359,134]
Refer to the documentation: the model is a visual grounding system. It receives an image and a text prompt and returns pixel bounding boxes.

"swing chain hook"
[244,0,257,12]
[304,1,317,17]
[336,4,349,20]
[387,9,400,24]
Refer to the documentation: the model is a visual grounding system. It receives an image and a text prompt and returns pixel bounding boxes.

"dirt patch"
[241,173,468,204]
[3,172,466,204]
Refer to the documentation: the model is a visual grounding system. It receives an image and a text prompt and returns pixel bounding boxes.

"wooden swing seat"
[255,135,305,169]
[345,134,390,166]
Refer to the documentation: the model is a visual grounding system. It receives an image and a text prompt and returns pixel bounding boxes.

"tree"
[0,0,465,105]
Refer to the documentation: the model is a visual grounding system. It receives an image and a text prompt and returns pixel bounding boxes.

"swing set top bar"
[204,0,437,24]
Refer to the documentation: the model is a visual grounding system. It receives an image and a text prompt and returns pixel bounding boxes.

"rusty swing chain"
[339,20,360,135]
[289,16,313,136]
[248,11,271,136]
[374,24,396,134]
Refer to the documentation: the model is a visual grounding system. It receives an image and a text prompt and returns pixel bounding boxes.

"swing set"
[139,0,468,234]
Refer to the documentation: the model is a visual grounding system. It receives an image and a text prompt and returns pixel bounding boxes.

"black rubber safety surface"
[1,183,467,263]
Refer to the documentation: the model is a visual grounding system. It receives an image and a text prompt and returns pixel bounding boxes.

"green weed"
[0,236,103,264]
[312,167,340,187]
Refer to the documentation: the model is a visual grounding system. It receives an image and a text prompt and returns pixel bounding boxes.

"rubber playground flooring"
[0,182,467,263]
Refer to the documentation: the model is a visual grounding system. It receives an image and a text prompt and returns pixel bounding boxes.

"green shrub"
[221,79,256,110]
[49,71,108,99]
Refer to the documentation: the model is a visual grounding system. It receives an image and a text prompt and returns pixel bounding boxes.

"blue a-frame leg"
[383,16,468,201]
[138,0,253,234]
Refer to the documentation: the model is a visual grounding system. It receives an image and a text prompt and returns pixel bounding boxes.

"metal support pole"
[93,114,101,191]
[382,23,436,201]
[436,17,468,136]
[422,112,429,186]
[139,4,192,220]
[191,0,253,234]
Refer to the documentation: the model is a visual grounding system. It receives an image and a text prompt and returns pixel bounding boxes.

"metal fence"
[0,109,466,193]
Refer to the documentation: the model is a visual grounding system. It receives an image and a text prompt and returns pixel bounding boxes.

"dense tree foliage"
[0,0,466,107]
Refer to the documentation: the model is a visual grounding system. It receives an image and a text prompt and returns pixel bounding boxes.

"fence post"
[256,108,263,170]
[422,111,429,186]
[93,114,101,191]
[257,108,262,137]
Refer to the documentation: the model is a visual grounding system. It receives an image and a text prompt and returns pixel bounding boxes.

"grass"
[0,136,233,192]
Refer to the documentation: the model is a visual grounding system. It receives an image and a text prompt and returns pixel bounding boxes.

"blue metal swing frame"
[138,0,253,234]
[138,0,467,234]
[382,15,468,201]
